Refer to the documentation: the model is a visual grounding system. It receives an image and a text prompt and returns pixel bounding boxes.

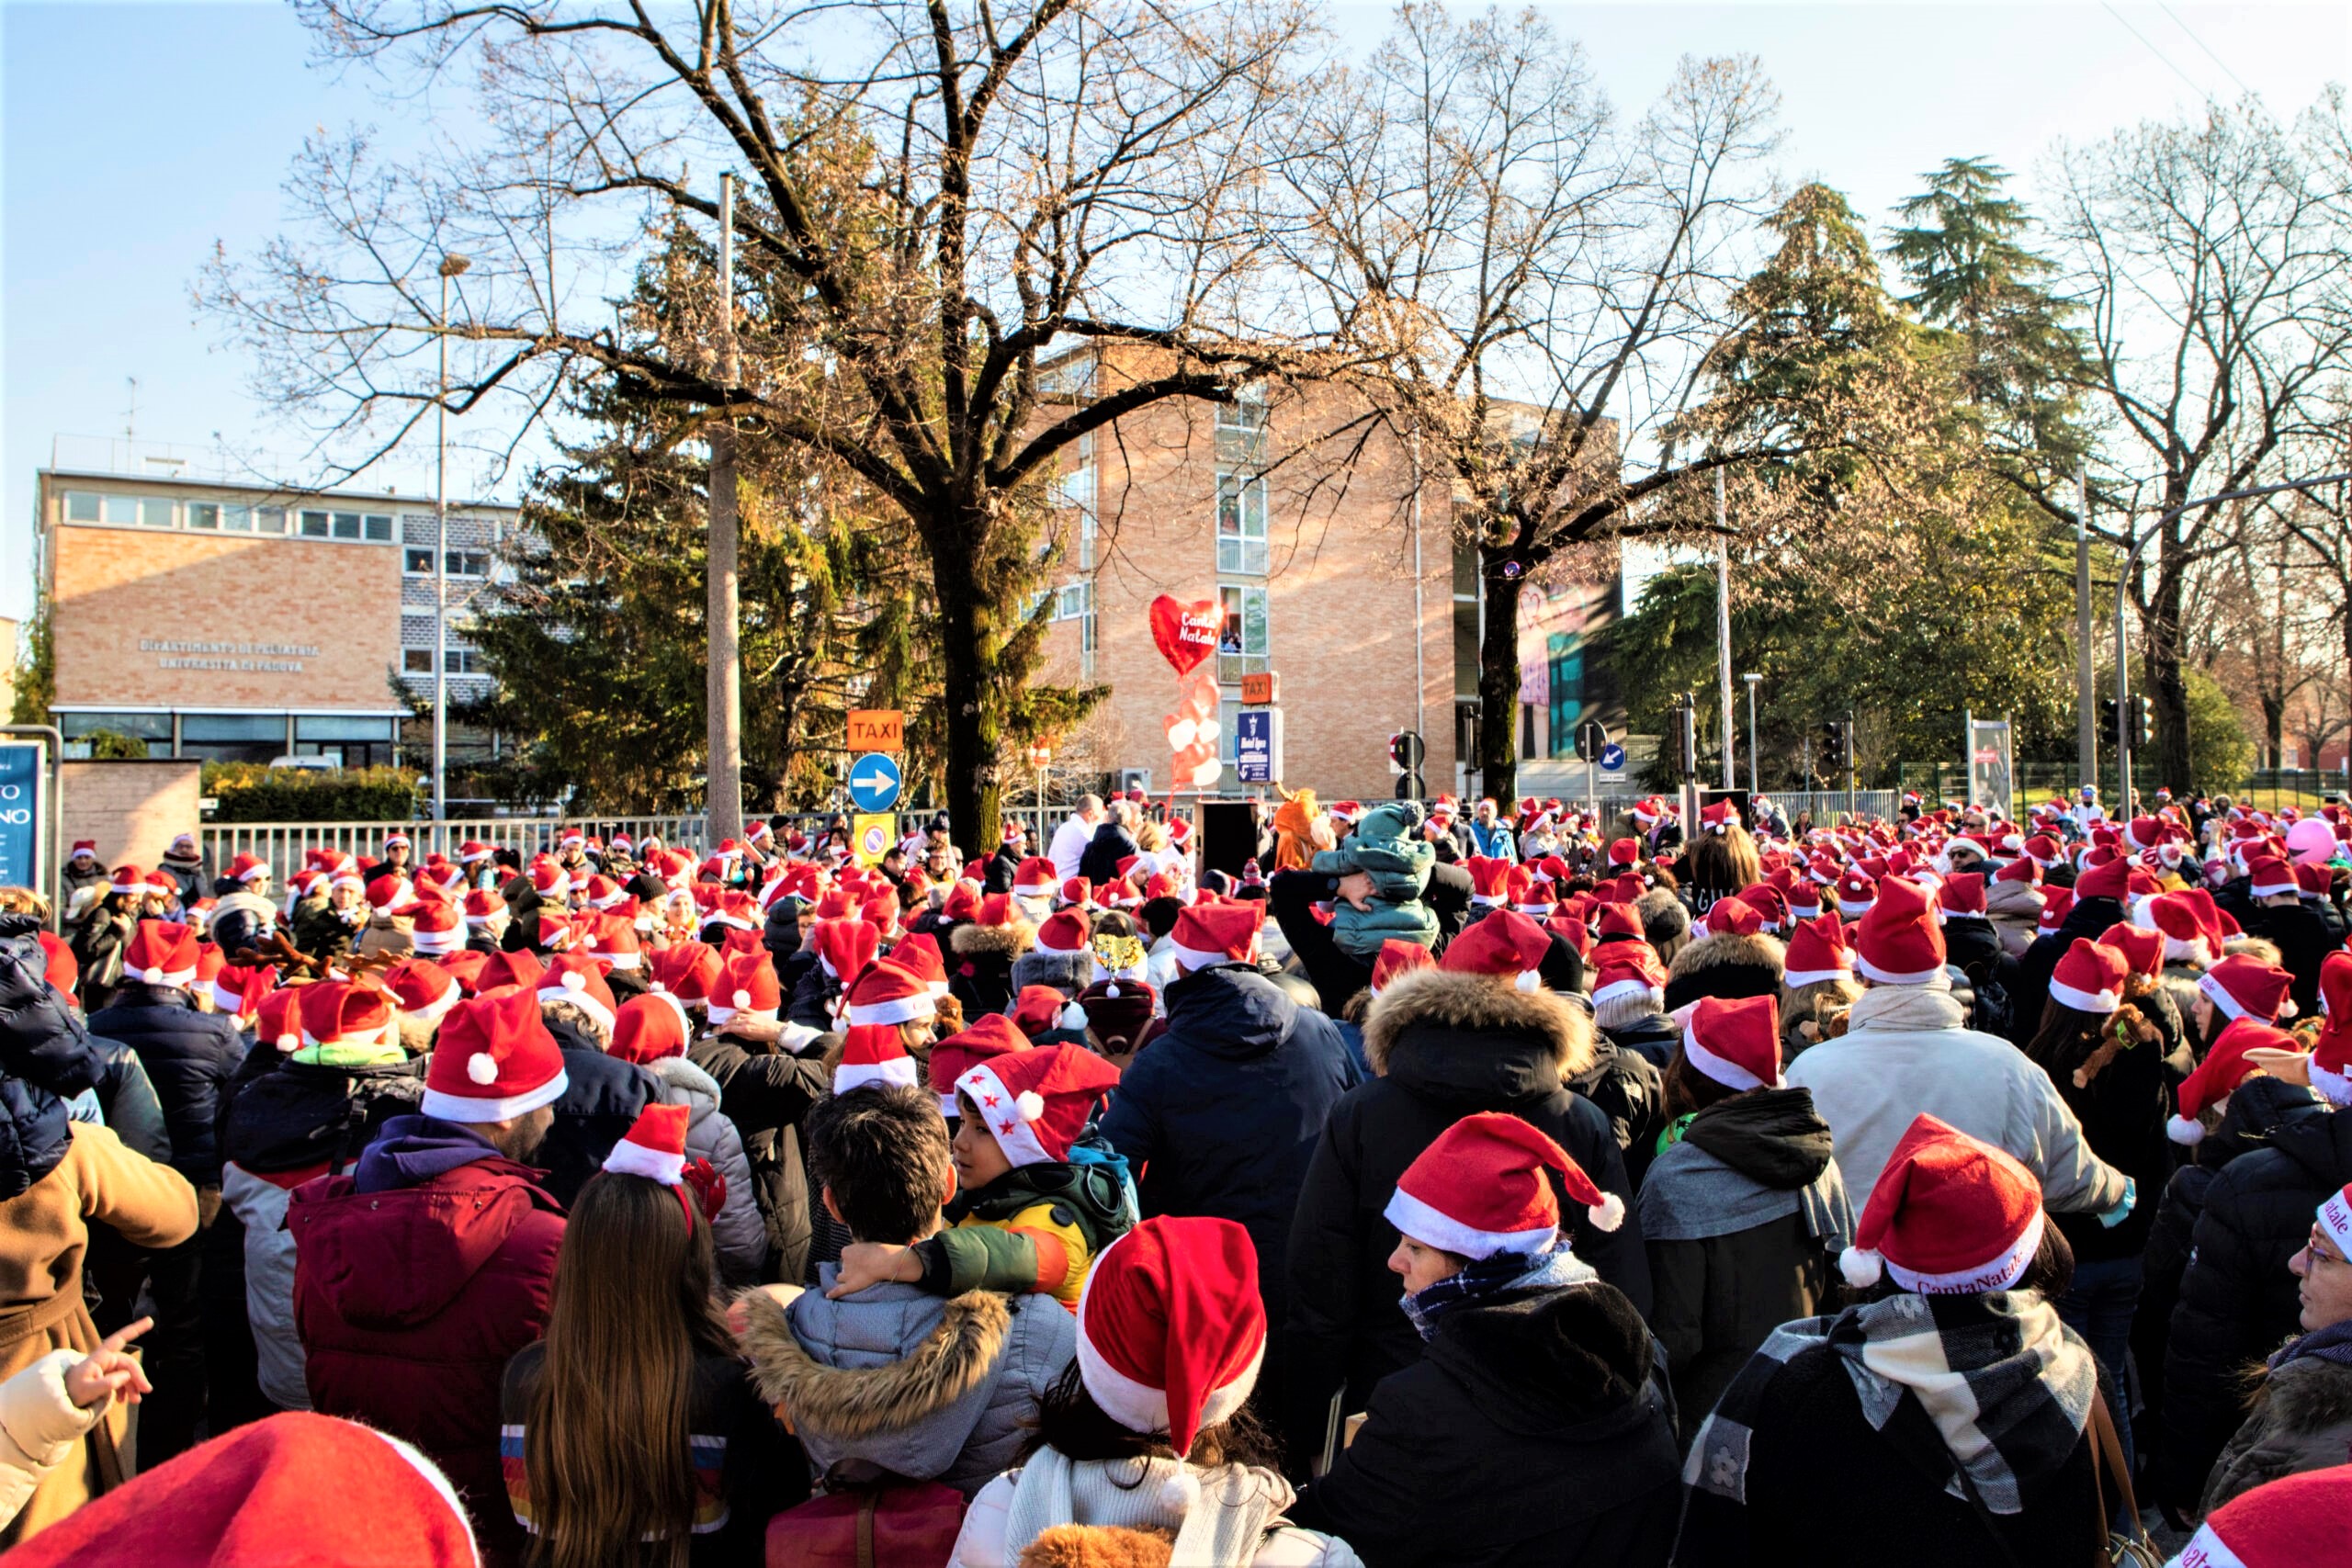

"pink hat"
[1385,1111,1622,1261]
[1679,995,1784,1091]
[1852,876,1947,986]
[834,1022,921,1095]
[842,960,935,1028]
[610,991,692,1065]
[1075,1216,1266,1463]
[1839,1113,2045,1293]
[422,986,569,1122]
[2199,953,2294,1025]
[2047,939,2129,1015]
[1781,914,1852,987]
[1439,909,1550,988]
[953,1042,1120,1167]
[1168,903,1261,970]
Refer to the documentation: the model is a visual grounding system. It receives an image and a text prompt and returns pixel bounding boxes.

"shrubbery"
[201,762,423,823]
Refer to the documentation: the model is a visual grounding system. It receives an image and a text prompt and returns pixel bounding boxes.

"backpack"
[764,1477,967,1568]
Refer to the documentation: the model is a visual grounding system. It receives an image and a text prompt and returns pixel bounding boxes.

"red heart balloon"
[1148,595,1220,677]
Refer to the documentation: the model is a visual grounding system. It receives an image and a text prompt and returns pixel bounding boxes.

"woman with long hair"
[1676,823,1761,919]
[2022,939,2169,1482]
[501,1107,795,1567]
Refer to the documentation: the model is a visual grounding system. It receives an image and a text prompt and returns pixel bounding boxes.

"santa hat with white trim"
[2140,889,2217,966]
[409,898,464,957]
[123,920,199,988]
[1839,1113,2045,1293]
[223,852,270,886]
[1013,857,1060,898]
[1168,902,1261,972]
[2169,1017,2297,1143]
[953,1041,1120,1168]
[1693,895,1761,941]
[2047,938,2129,1015]
[1833,871,1878,919]
[209,962,275,1021]
[842,959,935,1027]
[1439,908,1549,991]
[383,959,463,1030]
[809,919,881,982]
[1464,856,1511,908]
[1074,1215,1267,1484]
[297,979,399,1055]
[461,888,507,929]
[1385,1111,1623,1261]
[2199,953,2293,1025]
[1369,938,1434,998]
[1852,875,1948,987]
[647,941,722,1008]
[536,952,618,1036]
[1781,914,1852,987]
[422,985,569,1122]
[108,864,152,900]
[706,950,781,1027]
[835,1022,922,1095]
[1677,995,1784,1091]
[610,989,692,1064]
[930,1012,1030,1119]
[1590,943,1667,1008]
[2245,855,2299,900]
[1035,908,1091,957]
[2172,1456,2352,1568]
[602,1101,691,1186]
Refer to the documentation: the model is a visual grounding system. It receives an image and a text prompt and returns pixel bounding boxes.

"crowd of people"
[3,781,2350,1566]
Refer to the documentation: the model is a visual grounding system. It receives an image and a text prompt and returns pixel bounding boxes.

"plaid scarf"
[1678,1291,2095,1562]
[1398,1240,1594,1340]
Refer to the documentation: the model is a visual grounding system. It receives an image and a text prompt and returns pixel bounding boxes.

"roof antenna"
[123,376,140,446]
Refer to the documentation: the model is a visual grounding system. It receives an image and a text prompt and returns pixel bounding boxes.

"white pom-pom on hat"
[2166,1113,2208,1146]
[1588,1191,1626,1233]
[275,1032,300,1055]
[733,989,752,1009]
[1104,982,1119,998]
[467,1052,501,1086]
[1157,1468,1201,1512]
[1015,1089,1046,1122]
[560,969,585,992]
[1059,1001,1090,1032]
[1839,1246,1884,1290]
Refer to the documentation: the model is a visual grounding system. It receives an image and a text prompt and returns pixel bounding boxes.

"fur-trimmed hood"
[1362,966,1594,1086]
[1661,931,1784,1014]
[739,1284,1011,1438]
[952,919,1035,960]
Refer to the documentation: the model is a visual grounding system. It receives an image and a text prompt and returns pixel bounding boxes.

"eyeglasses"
[2305,1226,2350,1269]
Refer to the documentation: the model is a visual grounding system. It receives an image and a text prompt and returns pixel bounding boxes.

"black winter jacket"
[536,1026,659,1207]
[2040,1021,2172,1265]
[0,912,103,1198]
[2008,895,2127,1046]
[1098,962,1359,1330]
[1282,966,1648,1463]
[1076,822,1139,886]
[92,983,250,1187]
[2245,899,2333,1020]
[2161,1099,2352,1508]
[947,922,1024,1021]
[687,1034,831,1284]
[1568,1037,1668,1188]
[1605,1012,1682,1072]
[2132,1077,2325,1482]
[1292,1280,1679,1568]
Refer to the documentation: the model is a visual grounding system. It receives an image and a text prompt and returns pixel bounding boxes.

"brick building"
[32,438,516,770]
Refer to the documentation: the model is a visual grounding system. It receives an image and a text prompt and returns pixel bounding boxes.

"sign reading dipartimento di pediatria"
[139,638,320,674]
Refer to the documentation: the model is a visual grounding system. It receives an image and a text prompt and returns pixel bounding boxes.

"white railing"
[200,816,708,878]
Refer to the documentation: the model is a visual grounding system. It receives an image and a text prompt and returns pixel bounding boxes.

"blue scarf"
[1398,1239,1594,1340]
[2269,1317,2352,1371]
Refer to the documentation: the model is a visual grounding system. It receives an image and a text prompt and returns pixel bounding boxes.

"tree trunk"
[1476,556,1527,810]
[2146,537,2194,794]
[706,422,744,841]
[2261,693,2286,770]
[933,527,1003,856]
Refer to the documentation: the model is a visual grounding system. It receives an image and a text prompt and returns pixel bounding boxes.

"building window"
[403,649,434,673]
[187,502,220,530]
[446,551,490,578]
[62,491,100,522]
[221,504,254,532]
[58,712,174,750]
[1216,389,1268,467]
[300,510,331,537]
[445,649,484,674]
[138,497,175,527]
[1546,631,1582,759]
[255,507,287,535]
[365,513,394,541]
[1217,582,1270,682]
[1216,471,1267,574]
[101,495,135,525]
[405,548,435,575]
[1058,431,1097,571]
[333,512,362,540]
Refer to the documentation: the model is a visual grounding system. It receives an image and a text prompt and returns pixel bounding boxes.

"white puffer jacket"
[952,1454,1362,1568]
[646,1055,768,1281]
[0,1350,104,1529]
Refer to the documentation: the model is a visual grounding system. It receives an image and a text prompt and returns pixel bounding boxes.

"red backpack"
[764,1479,968,1568]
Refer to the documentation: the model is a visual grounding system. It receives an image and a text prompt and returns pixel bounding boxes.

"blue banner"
[0,744,42,890]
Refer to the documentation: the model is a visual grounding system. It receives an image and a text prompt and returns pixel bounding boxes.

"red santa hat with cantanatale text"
[2199,953,2294,1026]
[1839,1113,2045,1293]
[952,1041,1121,1168]
[1385,1110,1622,1261]
[2173,1462,2352,1568]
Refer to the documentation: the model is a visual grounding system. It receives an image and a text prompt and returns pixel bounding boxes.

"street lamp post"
[2112,472,2352,806]
[1741,673,1762,795]
[433,254,471,833]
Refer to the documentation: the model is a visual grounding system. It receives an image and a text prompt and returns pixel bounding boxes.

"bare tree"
[205,0,1329,843]
[1281,5,1781,805]
[2043,96,2352,792]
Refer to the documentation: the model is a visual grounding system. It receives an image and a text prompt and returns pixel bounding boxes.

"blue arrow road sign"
[1599,742,1626,772]
[848,752,903,812]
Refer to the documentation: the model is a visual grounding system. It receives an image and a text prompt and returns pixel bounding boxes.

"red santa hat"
[2245,855,2299,900]
[2305,965,2352,1109]
[1852,876,1948,987]
[1839,1113,2046,1293]
[1074,1215,1267,1475]
[1607,837,1641,868]
[842,960,936,1028]
[2170,1018,2296,1143]
[0,1410,479,1568]
[223,852,270,885]
[610,990,693,1065]
[1590,944,1667,1007]
[647,941,722,1007]
[952,1042,1121,1168]
[810,919,881,981]
[2046,939,2130,1015]
[930,1012,1031,1118]
[602,1101,691,1187]
[1369,938,1435,998]
[2095,921,2163,980]
[2037,887,2075,935]
[298,980,399,1054]
[208,961,273,1020]
[1783,881,1824,920]
[1833,871,1878,919]
[1440,908,1550,990]
[1464,856,1511,908]
[2199,953,2293,1025]
[1168,902,1261,971]
[402,898,460,957]
[834,1022,921,1095]
[2174,1461,2352,1568]
[461,887,508,928]
[381,959,462,1029]
[535,953,618,1036]
[2072,854,2132,903]
[1935,873,1987,919]
[1013,857,1061,897]
[422,986,569,1122]
[890,931,952,998]
[1035,908,1091,957]
[1694,895,1761,940]
[706,951,782,1027]
[2141,890,2218,966]
[1781,914,1852,987]
[1385,1111,1622,1259]
[123,920,199,987]
[1678,995,1784,1091]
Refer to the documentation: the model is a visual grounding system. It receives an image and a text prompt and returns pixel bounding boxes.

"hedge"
[201,762,424,823]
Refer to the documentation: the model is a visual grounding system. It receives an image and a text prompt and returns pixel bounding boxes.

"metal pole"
[2075,461,2095,794]
[1715,469,1735,791]
[706,174,745,843]
[2112,472,2352,810]
[1845,708,1856,821]
[434,268,449,828]
[1743,674,1760,796]
[1410,424,1425,747]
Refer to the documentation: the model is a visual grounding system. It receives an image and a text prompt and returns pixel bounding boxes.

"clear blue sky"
[6,1,2347,626]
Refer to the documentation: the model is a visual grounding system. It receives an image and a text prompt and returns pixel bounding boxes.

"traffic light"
[2098,697,2120,735]
[2132,694,2154,748]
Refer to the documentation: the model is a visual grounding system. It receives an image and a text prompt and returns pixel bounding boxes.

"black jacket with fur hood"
[1659,930,1785,1016]
[1280,966,1648,1467]
[949,919,1032,1021]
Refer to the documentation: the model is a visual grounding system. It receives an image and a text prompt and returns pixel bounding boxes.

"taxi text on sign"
[853,814,895,869]
[846,709,905,751]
